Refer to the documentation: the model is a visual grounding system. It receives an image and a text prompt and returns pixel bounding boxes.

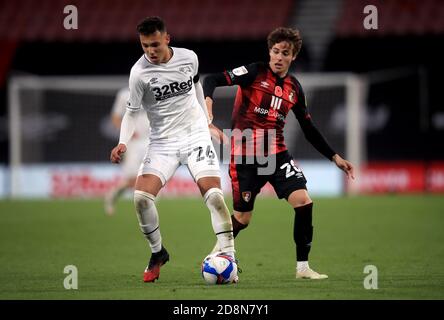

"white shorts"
[138,135,220,185]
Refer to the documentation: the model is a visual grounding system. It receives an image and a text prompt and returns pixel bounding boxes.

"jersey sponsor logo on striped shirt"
[270,96,283,110]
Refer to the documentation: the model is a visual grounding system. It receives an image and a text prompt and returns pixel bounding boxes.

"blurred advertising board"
[0,161,342,199]
[353,162,444,194]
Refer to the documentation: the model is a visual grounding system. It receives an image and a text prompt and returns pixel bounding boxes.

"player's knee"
[234,212,251,226]
[134,190,156,211]
[204,188,226,212]
[297,198,312,207]
[290,193,312,208]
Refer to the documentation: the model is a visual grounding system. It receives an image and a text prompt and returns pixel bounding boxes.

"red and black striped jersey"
[222,62,309,155]
[203,62,336,160]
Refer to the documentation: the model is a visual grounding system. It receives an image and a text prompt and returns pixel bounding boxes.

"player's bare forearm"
[206,98,228,144]
[332,154,355,179]
[110,143,127,164]
[209,123,229,145]
[205,97,214,123]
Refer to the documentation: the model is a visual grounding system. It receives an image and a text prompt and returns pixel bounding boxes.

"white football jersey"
[127,47,208,142]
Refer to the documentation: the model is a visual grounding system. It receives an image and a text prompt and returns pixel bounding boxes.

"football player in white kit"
[104,88,150,215]
[110,16,236,283]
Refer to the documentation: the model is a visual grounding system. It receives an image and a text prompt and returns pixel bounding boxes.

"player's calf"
[211,214,249,253]
[231,213,249,237]
[294,202,313,262]
[134,190,170,282]
[204,188,236,258]
[134,190,162,252]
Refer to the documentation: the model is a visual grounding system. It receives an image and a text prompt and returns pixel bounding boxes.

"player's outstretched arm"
[209,123,229,145]
[332,154,355,179]
[194,81,210,121]
[205,97,214,123]
[205,96,229,144]
[110,109,137,163]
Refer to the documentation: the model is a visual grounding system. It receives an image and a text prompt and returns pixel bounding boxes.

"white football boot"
[296,267,328,280]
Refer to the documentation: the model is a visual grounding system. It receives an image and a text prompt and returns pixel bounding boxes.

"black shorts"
[229,151,307,212]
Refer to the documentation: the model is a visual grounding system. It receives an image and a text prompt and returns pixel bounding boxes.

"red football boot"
[143,246,170,282]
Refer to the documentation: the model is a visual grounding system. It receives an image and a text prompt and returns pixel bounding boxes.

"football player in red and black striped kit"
[203,27,354,279]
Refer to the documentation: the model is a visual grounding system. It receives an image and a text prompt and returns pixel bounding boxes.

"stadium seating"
[336,0,444,37]
[0,0,294,41]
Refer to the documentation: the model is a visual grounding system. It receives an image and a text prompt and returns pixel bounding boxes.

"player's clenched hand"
[209,123,229,145]
[332,154,355,179]
[110,143,127,163]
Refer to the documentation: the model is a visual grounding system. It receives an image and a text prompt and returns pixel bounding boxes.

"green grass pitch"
[1,195,443,299]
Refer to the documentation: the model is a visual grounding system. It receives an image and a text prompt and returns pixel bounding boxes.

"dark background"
[1,0,443,163]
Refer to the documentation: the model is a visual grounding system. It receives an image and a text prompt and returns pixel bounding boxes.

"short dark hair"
[137,16,166,35]
[267,27,302,56]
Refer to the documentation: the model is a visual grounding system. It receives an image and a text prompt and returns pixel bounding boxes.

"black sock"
[294,203,313,261]
[231,214,248,238]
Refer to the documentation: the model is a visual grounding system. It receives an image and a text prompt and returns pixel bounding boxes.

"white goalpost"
[8,76,128,198]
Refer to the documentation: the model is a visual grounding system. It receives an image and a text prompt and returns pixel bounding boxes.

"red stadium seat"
[0,0,295,41]
[336,0,444,37]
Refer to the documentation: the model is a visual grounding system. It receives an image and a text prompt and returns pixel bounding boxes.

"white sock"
[134,190,162,253]
[297,261,309,272]
[210,241,221,254]
[204,188,235,257]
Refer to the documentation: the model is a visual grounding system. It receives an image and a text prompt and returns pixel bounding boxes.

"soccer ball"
[201,253,238,285]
